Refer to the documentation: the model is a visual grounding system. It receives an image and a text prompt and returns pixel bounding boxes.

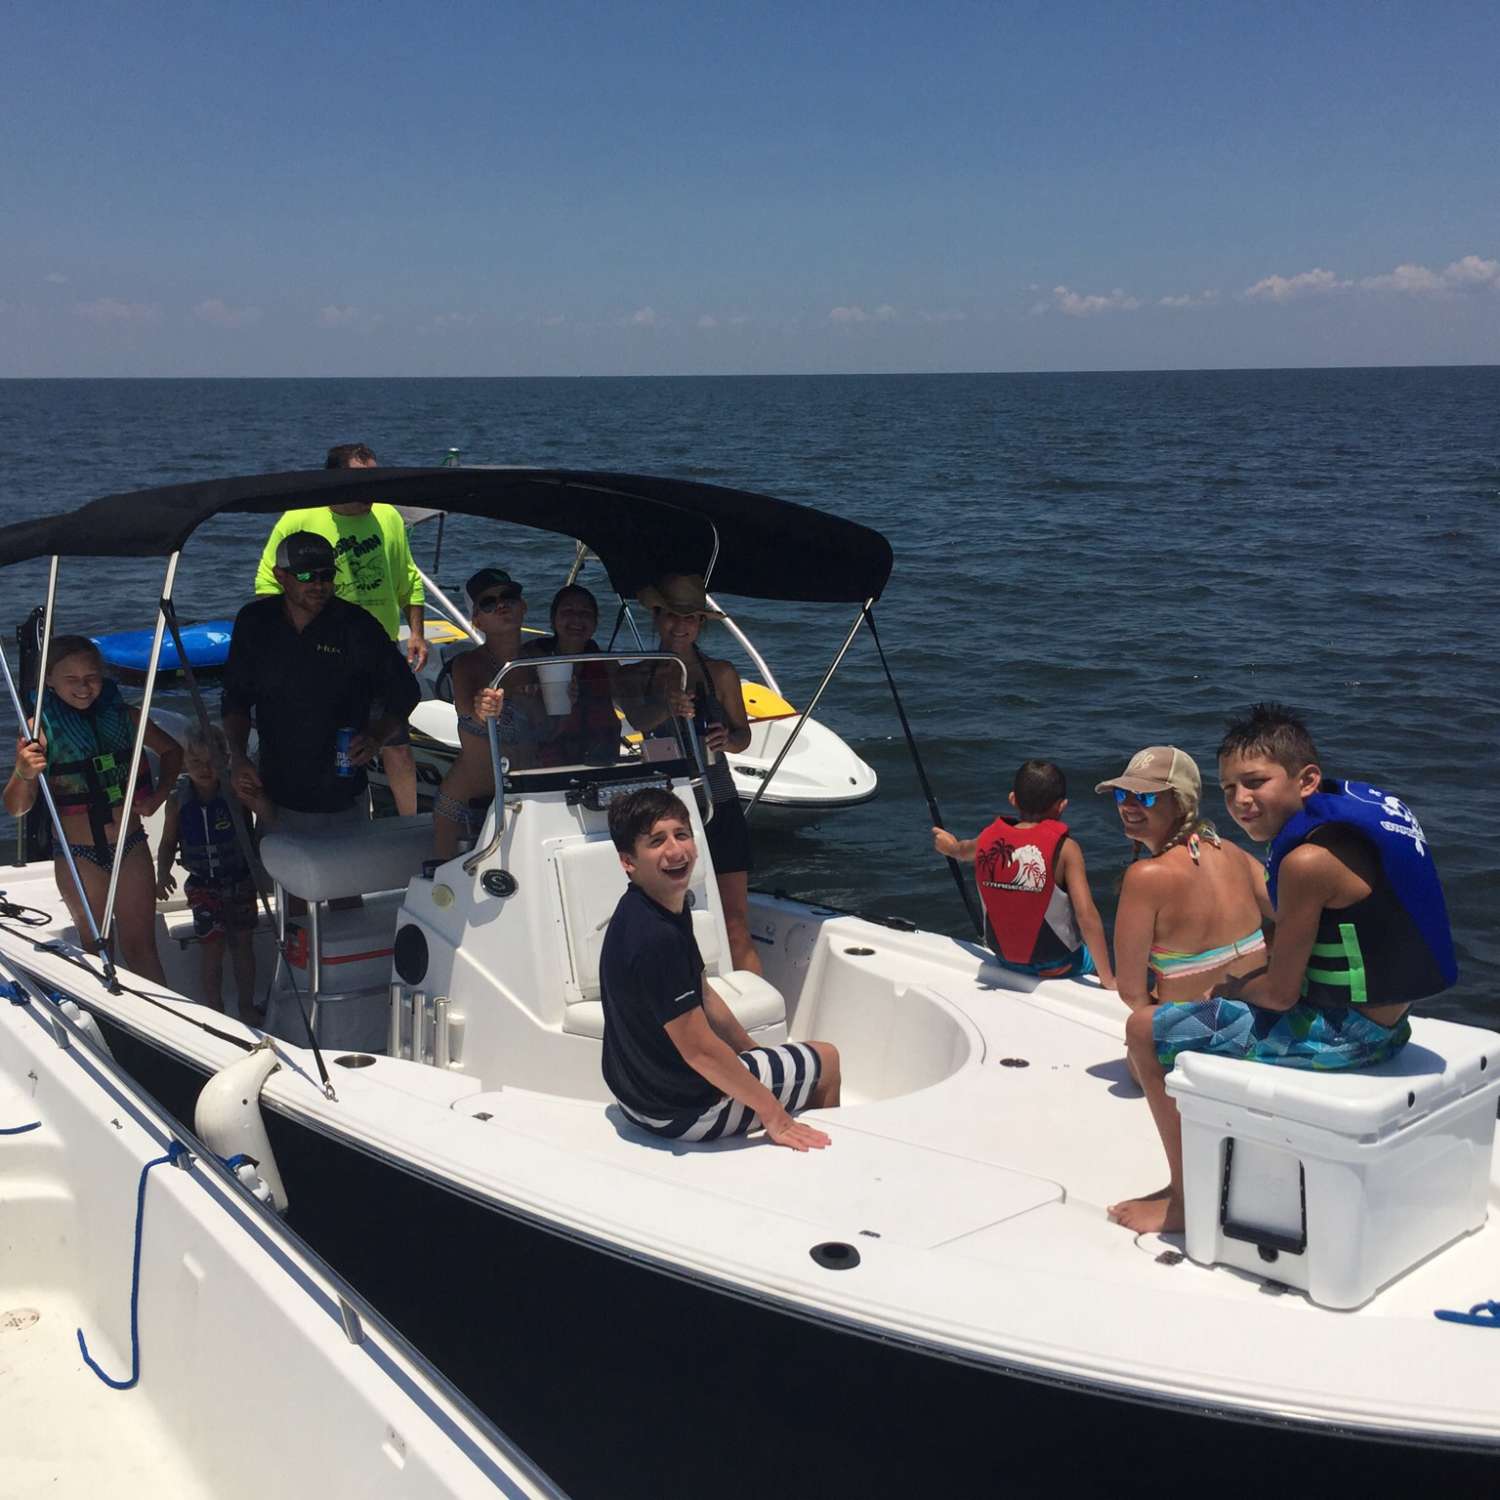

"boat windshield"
[490,652,697,782]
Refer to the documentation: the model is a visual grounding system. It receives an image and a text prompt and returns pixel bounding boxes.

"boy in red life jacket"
[933,760,1116,988]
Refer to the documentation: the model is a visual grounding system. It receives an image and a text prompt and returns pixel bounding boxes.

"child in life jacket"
[3,636,180,984]
[155,723,263,1016]
[933,759,1115,988]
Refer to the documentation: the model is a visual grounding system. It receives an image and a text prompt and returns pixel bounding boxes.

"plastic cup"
[536,661,572,715]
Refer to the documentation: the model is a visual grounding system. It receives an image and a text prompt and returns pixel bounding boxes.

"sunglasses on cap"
[474,590,521,612]
[1113,787,1163,808]
[292,567,336,584]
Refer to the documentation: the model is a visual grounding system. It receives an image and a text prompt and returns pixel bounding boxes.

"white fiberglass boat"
[0,935,560,1500]
[0,467,1496,1499]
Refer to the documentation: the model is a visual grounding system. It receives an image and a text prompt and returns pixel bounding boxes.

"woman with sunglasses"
[430,568,542,859]
[1098,746,1273,1014]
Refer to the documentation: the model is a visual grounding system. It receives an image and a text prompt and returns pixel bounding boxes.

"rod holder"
[388,983,404,1058]
[411,989,427,1065]
[433,996,451,1069]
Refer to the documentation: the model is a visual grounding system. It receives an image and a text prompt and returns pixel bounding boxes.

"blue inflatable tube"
[91,620,234,674]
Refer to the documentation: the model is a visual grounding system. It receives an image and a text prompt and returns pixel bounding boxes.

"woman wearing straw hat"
[629,574,761,976]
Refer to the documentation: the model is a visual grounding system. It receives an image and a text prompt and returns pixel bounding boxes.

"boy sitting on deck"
[155,724,265,1018]
[933,759,1115,988]
[1109,703,1457,1234]
[599,788,840,1148]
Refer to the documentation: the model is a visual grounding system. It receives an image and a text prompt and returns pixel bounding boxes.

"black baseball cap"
[274,532,336,573]
[466,567,523,603]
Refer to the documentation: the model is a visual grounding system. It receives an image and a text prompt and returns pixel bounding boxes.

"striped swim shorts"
[1153,997,1411,1071]
[621,1042,824,1142]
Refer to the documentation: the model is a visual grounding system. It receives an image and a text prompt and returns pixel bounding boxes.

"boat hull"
[92,1014,1500,1500]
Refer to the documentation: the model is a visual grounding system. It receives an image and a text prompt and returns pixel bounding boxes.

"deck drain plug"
[809,1241,861,1271]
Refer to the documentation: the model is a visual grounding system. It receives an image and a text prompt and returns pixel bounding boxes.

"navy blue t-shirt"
[599,882,719,1118]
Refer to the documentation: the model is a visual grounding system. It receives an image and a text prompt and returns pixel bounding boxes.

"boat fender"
[193,1042,288,1214]
[223,1153,279,1209]
[56,999,115,1061]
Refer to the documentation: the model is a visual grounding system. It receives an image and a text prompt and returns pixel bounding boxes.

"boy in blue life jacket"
[1109,703,1457,1235]
[156,724,265,1017]
[933,759,1115,989]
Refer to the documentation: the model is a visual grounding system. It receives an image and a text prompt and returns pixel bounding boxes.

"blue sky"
[4,0,1498,375]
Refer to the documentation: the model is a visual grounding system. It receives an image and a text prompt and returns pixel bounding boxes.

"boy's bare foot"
[1107,1187,1184,1234]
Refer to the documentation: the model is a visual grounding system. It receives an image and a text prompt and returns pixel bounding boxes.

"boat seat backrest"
[551,836,729,1009]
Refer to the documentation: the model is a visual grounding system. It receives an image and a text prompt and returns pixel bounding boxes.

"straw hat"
[636,574,725,618]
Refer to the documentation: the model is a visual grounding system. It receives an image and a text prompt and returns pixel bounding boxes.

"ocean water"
[0,370,1495,1027]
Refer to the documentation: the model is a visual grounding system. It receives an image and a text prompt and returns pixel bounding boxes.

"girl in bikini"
[4,636,181,983]
[431,569,543,860]
[1100,745,1273,1012]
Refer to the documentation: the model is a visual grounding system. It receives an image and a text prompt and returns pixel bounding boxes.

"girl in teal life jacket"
[3,636,181,984]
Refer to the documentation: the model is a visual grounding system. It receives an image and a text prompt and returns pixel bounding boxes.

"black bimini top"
[0,468,892,605]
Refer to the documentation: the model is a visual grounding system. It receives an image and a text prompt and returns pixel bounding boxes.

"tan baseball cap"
[1095,746,1202,802]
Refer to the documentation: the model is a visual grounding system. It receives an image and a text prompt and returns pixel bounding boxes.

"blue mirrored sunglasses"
[1113,787,1161,808]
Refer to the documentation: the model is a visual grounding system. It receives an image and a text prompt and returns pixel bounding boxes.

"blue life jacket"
[1268,779,1456,1007]
[175,776,250,885]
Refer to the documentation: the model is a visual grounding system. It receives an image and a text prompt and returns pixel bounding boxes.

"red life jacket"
[974,816,1071,965]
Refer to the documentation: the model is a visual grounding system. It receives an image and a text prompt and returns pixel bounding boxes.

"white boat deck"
[4,859,1498,1449]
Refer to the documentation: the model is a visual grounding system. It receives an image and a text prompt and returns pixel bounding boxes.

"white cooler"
[1170,1016,1498,1309]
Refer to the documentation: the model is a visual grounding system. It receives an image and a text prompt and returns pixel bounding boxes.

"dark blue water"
[0,371,1495,1027]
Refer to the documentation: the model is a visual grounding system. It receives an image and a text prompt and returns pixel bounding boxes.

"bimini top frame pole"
[29,555,59,740]
[743,601,868,821]
[704,591,783,700]
[99,551,178,952]
[412,562,481,645]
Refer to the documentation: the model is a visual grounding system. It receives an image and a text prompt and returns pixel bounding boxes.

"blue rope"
[4,980,27,1005]
[1435,1300,1500,1328]
[0,1120,41,1135]
[77,1139,191,1389]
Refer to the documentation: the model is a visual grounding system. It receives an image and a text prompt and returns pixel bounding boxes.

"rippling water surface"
[0,370,1495,1026]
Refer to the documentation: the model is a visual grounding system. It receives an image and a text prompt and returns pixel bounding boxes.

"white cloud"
[44,272,68,285]
[628,306,658,327]
[1158,289,1220,309]
[829,304,897,324]
[1361,254,1500,294]
[1444,254,1500,288]
[728,314,750,326]
[541,314,567,327]
[318,304,361,328]
[1037,285,1141,317]
[194,297,262,329]
[74,298,161,325]
[918,309,967,323]
[696,314,718,329]
[425,311,480,331]
[1243,268,1348,302]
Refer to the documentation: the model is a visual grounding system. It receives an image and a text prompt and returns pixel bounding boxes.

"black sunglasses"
[475,591,521,612]
[292,567,336,584]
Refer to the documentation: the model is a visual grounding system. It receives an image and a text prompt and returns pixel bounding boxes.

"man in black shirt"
[223,532,420,832]
[599,788,840,1147]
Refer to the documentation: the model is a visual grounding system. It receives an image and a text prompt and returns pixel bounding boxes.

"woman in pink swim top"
[1098,745,1273,1010]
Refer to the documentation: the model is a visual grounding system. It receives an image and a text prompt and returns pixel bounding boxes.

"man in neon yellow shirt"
[254,443,428,815]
